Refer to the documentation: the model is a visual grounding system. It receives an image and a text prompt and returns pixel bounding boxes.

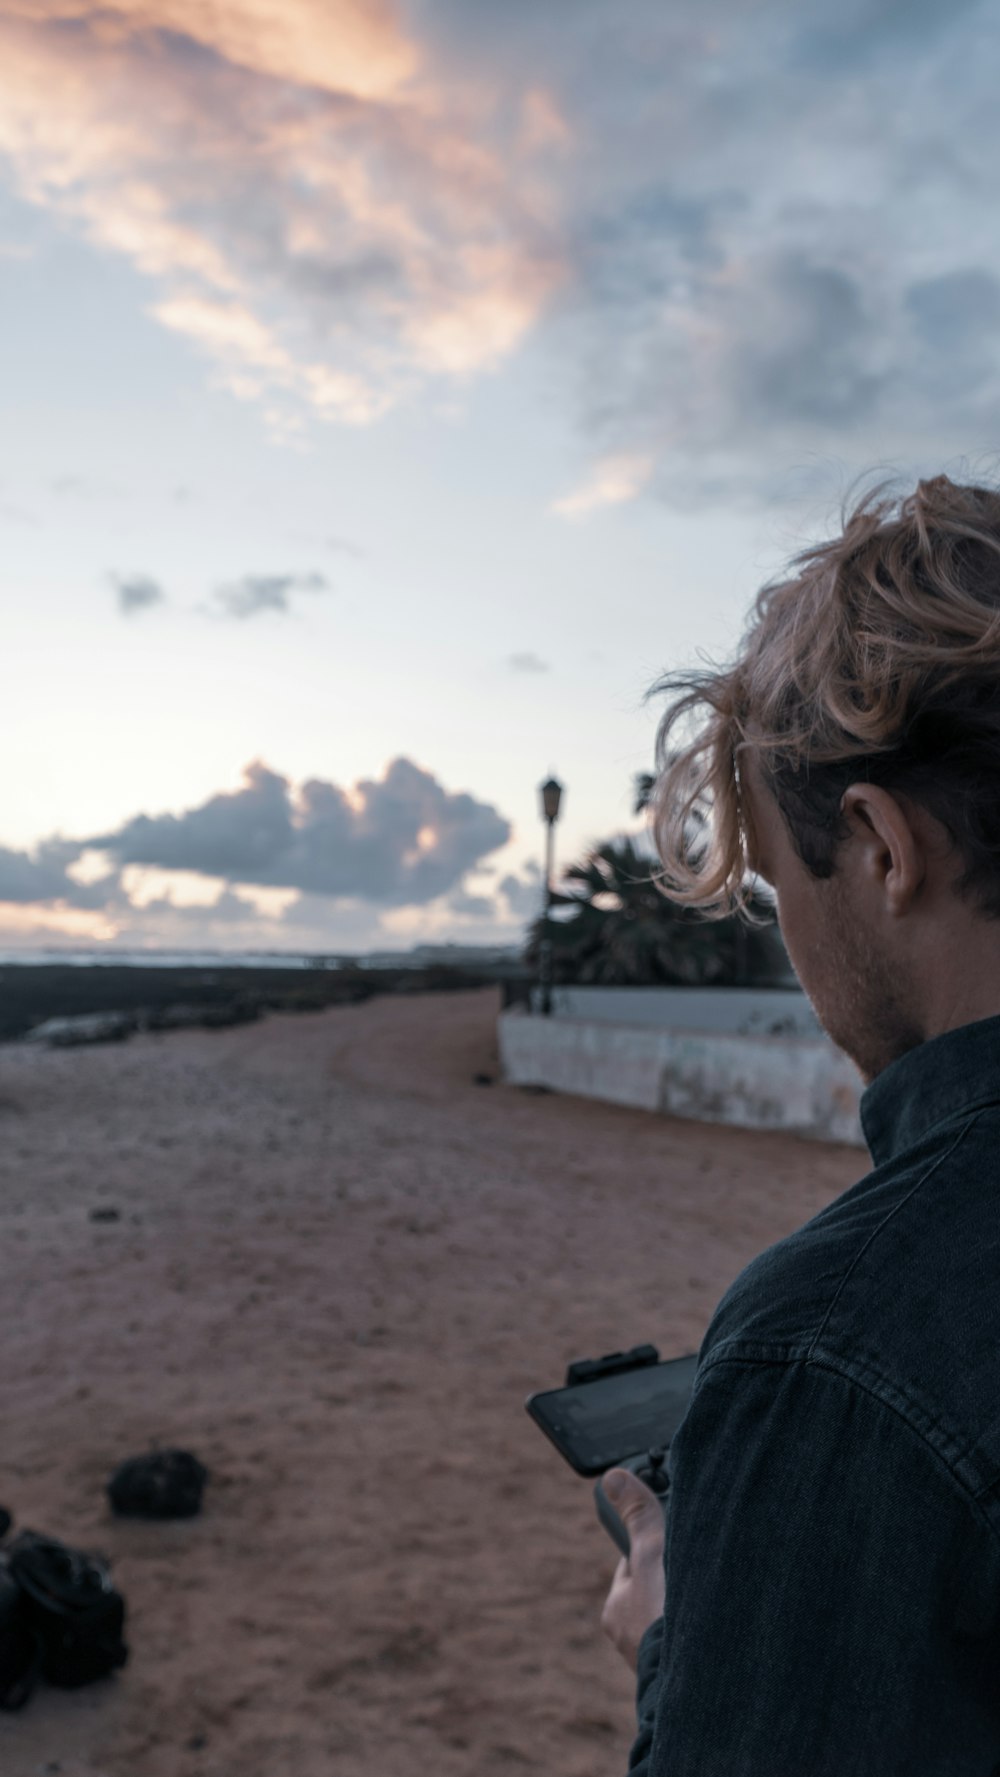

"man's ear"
[839,784,927,913]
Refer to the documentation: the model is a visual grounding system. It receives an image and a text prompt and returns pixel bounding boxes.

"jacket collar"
[860,1011,1000,1168]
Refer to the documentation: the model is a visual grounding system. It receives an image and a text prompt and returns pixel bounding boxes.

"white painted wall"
[529,984,821,1036]
[499,1008,865,1149]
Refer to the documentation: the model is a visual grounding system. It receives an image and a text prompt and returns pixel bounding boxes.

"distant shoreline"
[0,957,527,1044]
[0,943,523,970]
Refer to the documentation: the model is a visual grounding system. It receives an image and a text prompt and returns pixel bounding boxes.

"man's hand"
[599,1468,667,1672]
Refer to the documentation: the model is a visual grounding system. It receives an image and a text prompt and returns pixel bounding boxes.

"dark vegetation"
[0,961,520,1045]
[526,835,791,990]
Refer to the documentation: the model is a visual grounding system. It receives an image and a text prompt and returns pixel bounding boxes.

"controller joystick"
[638,1446,669,1493]
[594,1448,671,1557]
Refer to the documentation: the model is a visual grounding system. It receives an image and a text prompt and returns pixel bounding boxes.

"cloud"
[4,2,1000,503]
[0,755,514,938]
[0,1,565,429]
[0,837,120,909]
[497,870,539,924]
[113,571,166,614]
[551,453,654,518]
[791,0,985,73]
[120,882,271,927]
[83,756,512,905]
[209,569,330,619]
[519,2,1000,506]
[447,886,497,918]
[902,270,1000,399]
[500,865,542,921]
[906,269,1000,342]
[684,252,884,435]
[507,650,549,673]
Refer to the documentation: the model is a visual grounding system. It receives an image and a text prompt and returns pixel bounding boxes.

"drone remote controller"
[593,1446,670,1557]
[524,1342,696,1557]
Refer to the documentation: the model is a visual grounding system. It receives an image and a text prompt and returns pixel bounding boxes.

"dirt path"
[0,988,860,1776]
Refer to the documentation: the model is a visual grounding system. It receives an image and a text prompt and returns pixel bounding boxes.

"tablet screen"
[526,1354,699,1475]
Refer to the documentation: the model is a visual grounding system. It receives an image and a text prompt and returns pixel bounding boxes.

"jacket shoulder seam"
[696,1342,1000,1547]
[806,1109,987,1358]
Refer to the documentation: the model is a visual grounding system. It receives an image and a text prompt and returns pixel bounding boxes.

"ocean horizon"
[0,949,344,969]
[0,943,523,971]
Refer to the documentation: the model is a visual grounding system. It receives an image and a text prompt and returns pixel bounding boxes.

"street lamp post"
[538,775,563,1016]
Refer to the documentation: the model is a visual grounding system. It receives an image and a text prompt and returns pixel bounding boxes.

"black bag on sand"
[0,1559,40,1710]
[107,1448,208,1519]
[6,1531,128,1689]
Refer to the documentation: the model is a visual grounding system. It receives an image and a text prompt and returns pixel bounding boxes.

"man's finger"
[600,1557,631,1630]
[604,1468,666,1559]
[607,1555,630,1594]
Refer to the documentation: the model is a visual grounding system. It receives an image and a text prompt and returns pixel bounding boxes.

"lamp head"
[540,776,563,824]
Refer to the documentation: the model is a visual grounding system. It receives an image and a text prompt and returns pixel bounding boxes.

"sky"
[2,0,1000,953]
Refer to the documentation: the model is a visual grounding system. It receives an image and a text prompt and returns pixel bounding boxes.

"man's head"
[650,473,1000,1083]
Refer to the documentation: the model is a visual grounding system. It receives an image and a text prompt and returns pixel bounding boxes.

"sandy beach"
[1,986,861,1776]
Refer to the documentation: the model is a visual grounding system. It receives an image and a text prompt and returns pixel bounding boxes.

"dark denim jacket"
[628,1012,1000,1776]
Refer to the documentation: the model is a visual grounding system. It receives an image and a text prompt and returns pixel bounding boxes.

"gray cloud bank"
[0,767,553,944]
[0,758,519,937]
[601,4,1000,500]
[0,836,121,910]
[84,756,511,907]
[427,0,1000,504]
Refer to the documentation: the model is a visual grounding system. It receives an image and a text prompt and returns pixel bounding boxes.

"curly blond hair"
[650,473,1000,924]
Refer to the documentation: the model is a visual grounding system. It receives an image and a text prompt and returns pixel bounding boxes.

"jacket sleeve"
[626,1616,664,1770]
[622,1351,1000,1776]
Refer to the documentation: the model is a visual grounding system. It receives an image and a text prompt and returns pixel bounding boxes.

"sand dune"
[0,988,859,1776]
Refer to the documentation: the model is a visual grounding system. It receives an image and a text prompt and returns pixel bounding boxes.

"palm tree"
[633,772,656,815]
[526,835,789,988]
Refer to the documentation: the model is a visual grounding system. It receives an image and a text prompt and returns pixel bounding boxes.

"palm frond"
[524,833,790,988]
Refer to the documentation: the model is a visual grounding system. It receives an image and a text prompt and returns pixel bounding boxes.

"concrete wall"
[498,1008,865,1148]
[529,984,821,1037]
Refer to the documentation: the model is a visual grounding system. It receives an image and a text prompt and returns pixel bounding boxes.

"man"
[601,475,1000,1772]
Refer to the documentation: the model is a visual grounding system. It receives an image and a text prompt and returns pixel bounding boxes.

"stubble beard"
[809,879,925,1087]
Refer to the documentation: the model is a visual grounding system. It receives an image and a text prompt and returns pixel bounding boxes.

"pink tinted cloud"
[0,1,568,424]
[4,0,419,102]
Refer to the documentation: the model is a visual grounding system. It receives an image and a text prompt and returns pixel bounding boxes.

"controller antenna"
[646,1447,669,1493]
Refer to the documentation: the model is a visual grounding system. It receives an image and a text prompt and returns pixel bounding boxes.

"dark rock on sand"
[107,1450,208,1519]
